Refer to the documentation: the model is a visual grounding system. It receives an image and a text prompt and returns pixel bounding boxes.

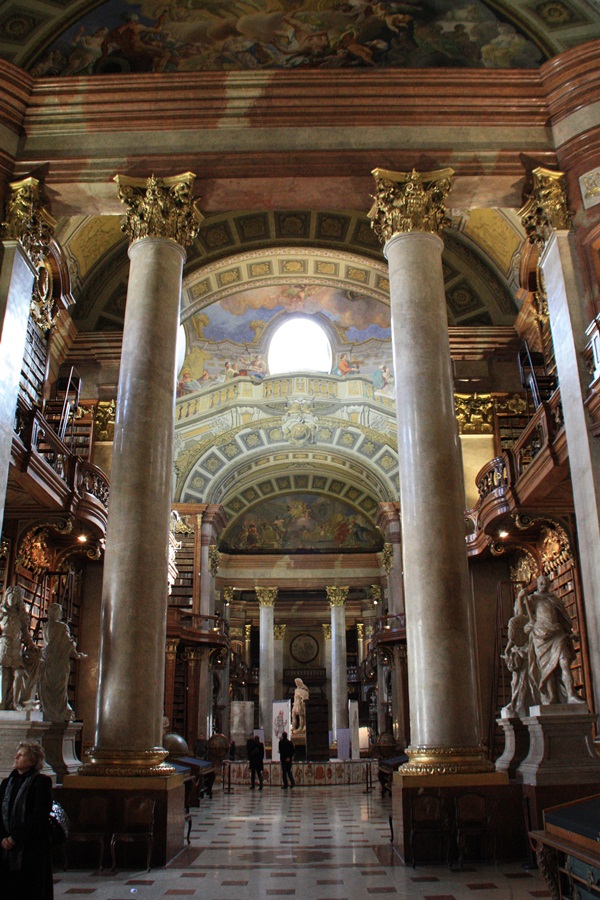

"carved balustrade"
[167,605,229,651]
[11,399,110,534]
[467,389,568,551]
[367,613,406,650]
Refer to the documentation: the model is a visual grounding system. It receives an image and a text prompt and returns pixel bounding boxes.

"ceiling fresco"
[18,0,553,76]
[219,491,383,552]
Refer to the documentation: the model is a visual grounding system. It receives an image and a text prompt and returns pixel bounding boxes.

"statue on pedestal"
[292,677,309,732]
[524,575,581,706]
[502,589,538,717]
[0,585,40,710]
[39,603,87,722]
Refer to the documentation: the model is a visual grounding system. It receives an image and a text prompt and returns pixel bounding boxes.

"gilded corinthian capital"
[369,167,454,244]
[256,587,278,607]
[114,172,203,246]
[2,177,56,266]
[326,586,349,607]
[519,167,571,248]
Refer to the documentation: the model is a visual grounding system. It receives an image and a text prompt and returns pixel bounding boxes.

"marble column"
[392,644,410,748]
[199,521,213,618]
[327,586,349,737]
[0,179,51,532]
[356,623,365,665]
[520,169,600,713]
[377,503,405,616]
[377,651,388,735]
[274,625,286,702]
[83,173,202,775]
[244,624,252,668]
[217,593,231,737]
[196,649,213,742]
[322,623,332,732]
[163,638,179,731]
[368,168,491,775]
[257,587,277,739]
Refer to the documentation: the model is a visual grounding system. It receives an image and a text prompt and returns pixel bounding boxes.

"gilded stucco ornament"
[326,586,349,606]
[80,747,175,777]
[454,394,495,435]
[114,172,203,247]
[381,543,393,574]
[322,623,332,640]
[2,177,60,330]
[208,544,220,576]
[519,167,571,248]
[368,167,454,243]
[256,586,277,607]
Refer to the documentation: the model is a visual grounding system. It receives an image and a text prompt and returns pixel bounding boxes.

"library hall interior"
[3,1,600,897]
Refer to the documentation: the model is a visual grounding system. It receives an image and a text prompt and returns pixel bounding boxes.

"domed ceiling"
[3,0,600,76]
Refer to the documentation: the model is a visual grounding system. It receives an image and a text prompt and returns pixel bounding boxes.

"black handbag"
[49,800,69,846]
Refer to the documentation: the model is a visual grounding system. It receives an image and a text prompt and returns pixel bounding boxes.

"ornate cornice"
[256,586,278,607]
[519,166,571,248]
[326,585,349,607]
[368,167,454,243]
[114,172,203,247]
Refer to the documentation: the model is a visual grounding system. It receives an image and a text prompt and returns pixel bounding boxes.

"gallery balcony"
[465,389,569,554]
[166,606,229,651]
[368,613,406,649]
[10,396,109,536]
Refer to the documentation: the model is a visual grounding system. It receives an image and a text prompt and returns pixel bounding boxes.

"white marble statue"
[502,589,538,717]
[292,677,310,732]
[0,585,40,710]
[39,603,87,722]
[524,575,581,706]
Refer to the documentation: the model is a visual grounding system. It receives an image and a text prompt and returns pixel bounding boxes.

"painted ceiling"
[3,0,600,75]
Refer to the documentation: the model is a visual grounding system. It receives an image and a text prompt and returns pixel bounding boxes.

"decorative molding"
[322,623,332,640]
[208,543,220,576]
[381,543,393,574]
[401,744,495,776]
[369,167,454,243]
[273,624,286,640]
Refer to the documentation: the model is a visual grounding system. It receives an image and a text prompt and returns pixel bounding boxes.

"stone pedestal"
[517,704,600,785]
[58,773,186,867]
[495,715,530,780]
[41,720,83,784]
[0,710,56,781]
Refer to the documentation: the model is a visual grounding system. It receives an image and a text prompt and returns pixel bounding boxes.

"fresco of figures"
[31,1,544,77]
[221,493,383,552]
[176,283,394,398]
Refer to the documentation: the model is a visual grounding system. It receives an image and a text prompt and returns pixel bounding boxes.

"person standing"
[0,740,54,899]
[278,731,295,789]
[248,735,264,790]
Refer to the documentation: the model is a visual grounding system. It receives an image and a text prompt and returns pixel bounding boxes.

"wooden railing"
[467,389,567,552]
[12,398,109,532]
[167,606,229,646]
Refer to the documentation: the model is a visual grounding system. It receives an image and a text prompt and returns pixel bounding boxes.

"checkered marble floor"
[53,785,551,899]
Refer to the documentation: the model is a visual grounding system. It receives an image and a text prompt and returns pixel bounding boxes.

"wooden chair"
[110,797,155,872]
[67,796,108,871]
[409,793,451,867]
[454,792,497,867]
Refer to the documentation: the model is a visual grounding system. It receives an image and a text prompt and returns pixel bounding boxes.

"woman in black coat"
[0,739,54,900]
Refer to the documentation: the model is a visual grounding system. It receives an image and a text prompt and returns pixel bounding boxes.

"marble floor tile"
[53,785,550,900]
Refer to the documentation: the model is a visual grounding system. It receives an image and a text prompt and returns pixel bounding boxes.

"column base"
[59,773,186,867]
[400,745,497,777]
[79,746,176,777]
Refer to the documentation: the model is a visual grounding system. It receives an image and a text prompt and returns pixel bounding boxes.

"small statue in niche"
[0,585,41,710]
[502,589,538,717]
[39,603,87,722]
[524,575,582,706]
[292,677,310,732]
